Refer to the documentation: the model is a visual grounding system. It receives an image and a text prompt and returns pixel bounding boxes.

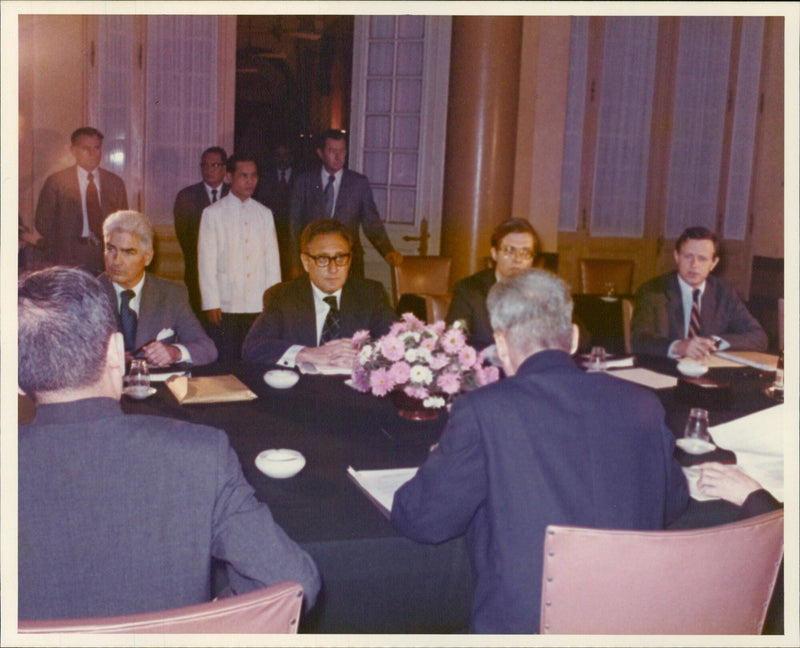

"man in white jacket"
[198,153,281,362]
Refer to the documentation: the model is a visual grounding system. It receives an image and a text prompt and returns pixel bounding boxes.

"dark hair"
[70,127,104,144]
[675,226,719,257]
[317,129,348,150]
[201,146,227,161]
[300,219,354,253]
[226,153,258,175]
[18,266,117,399]
[490,218,538,250]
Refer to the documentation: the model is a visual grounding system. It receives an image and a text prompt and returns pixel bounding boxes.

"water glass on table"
[587,346,607,372]
[126,359,151,398]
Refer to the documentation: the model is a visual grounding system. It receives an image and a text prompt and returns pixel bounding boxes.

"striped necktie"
[689,289,702,338]
[319,296,340,344]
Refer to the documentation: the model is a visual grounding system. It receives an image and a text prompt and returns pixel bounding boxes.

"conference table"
[121,354,783,634]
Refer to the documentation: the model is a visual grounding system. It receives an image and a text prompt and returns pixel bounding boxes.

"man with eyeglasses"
[243,219,398,370]
[446,219,540,350]
[198,154,281,362]
[174,147,230,317]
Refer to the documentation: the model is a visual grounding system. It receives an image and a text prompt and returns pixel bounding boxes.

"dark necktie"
[319,295,341,345]
[120,289,138,352]
[211,188,218,203]
[689,289,702,338]
[324,174,336,217]
[279,170,288,193]
[86,171,103,236]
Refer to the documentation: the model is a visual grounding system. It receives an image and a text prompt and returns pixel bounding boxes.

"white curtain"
[145,16,218,223]
[558,16,589,233]
[590,16,658,238]
[665,17,733,238]
[724,17,764,241]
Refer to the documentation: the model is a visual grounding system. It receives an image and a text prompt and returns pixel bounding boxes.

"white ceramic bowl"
[255,449,306,479]
[263,369,300,389]
[676,359,709,377]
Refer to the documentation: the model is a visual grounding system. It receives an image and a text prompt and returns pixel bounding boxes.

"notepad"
[347,466,418,519]
[607,368,678,390]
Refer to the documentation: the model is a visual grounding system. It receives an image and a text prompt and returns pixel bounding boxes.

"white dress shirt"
[197,194,281,314]
[667,275,729,358]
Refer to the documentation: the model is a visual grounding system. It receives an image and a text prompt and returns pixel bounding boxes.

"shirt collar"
[677,274,705,298]
[310,280,343,308]
[320,167,343,185]
[76,165,99,181]
[112,272,146,303]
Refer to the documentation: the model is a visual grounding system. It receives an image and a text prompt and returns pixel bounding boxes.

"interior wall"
[512,16,571,256]
[19,15,86,231]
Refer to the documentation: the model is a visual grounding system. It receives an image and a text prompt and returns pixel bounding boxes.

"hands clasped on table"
[296,338,357,371]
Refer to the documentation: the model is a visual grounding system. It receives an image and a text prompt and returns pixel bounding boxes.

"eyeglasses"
[200,162,225,169]
[304,252,351,268]
[498,246,534,260]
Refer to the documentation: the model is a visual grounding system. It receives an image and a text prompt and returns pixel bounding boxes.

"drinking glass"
[587,346,607,372]
[683,407,711,443]
[126,359,150,397]
[603,282,616,298]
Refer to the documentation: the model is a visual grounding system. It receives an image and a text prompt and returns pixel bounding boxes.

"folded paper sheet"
[166,374,258,404]
[607,368,678,390]
[705,350,779,370]
[347,466,418,518]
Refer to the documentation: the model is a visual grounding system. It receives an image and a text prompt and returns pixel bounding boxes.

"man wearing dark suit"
[173,146,230,316]
[631,226,767,359]
[101,210,217,367]
[254,142,295,280]
[446,219,539,350]
[35,126,128,274]
[243,219,398,370]
[18,266,320,620]
[288,129,403,278]
[392,269,688,633]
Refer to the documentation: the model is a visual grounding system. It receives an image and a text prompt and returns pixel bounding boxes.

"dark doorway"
[234,15,354,173]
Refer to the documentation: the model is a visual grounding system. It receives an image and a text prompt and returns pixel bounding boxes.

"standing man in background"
[198,154,281,362]
[35,126,128,274]
[255,142,295,280]
[173,146,230,317]
[289,129,402,278]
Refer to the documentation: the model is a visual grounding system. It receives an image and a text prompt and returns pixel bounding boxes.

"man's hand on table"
[141,341,182,368]
[674,336,718,360]
[296,338,357,370]
[696,462,762,506]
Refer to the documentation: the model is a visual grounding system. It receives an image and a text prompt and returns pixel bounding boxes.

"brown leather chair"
[540,510,784,634]
[390,256,452,322]
[18,581,304,634]
[579,258,634,295]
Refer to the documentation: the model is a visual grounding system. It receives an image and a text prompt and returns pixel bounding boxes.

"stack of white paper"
[347,466,418,518]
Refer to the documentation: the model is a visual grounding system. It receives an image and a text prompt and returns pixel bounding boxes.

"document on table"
[607,368,678,390]
[347,466,418,519]
[705,350,779,371]
[297,362,352,376]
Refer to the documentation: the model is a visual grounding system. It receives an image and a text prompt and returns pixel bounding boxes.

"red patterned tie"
[86,172,103,236]
[689,289,702,338]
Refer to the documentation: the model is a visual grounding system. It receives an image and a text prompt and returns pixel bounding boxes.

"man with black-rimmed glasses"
[243,218,398,370]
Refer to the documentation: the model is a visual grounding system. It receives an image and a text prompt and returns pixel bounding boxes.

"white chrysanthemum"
[405,348,418,363]
[358,345,374,363]
[409,364,433,385]
[423,396,446,409]
[402,331,421,344]
[415,347,432,363]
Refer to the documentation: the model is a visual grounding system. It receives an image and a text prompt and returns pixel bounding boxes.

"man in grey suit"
[18,266,320,620]
[173,146,230,316]
[243,219,398,369]
[101,210,217,367]
[631,226,767,359]
[288,129,403,278]
[35,126,128,274]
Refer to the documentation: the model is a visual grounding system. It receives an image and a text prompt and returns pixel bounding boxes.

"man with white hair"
[392,268,688,633]
[100,209,217,367]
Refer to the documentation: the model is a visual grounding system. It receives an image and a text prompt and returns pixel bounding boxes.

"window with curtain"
[361,15,425,225]
[664,17,733,237]
[590,16,658,238]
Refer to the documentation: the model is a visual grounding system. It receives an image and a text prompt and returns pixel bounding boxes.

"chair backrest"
[19,581,304,635]
[621,297,634,355]
[540,510,783,634]
[424,293,453,324]
[579,258,634,295]
[390,256,452,308]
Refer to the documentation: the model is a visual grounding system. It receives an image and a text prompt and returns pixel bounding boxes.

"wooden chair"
[578,258,634,295]
[540,510,784,634]
[621,297,634,354]
[390,256,452,322]
[19,581,304,635]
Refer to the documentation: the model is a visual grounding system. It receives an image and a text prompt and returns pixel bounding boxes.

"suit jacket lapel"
[666,273,685,339]
[699,277,718,336]
[295,277,321,346]
[135,275,157,348]
[339,279,361,337]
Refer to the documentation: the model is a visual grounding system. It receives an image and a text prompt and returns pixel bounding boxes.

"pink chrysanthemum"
[369,368,395,397]
[400,312,425,331]
[458,346,477,368]
[419,335,437,352]
[478,365,501,386]
[428,353,451,371]
[351,329,370,346]
[388,361,411,385]
[380,335,406,362]
[429,320,446,335]
[404,385,429,400]
[440,327,466,354]
[436,372,462,395]
[351,367,371,392]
